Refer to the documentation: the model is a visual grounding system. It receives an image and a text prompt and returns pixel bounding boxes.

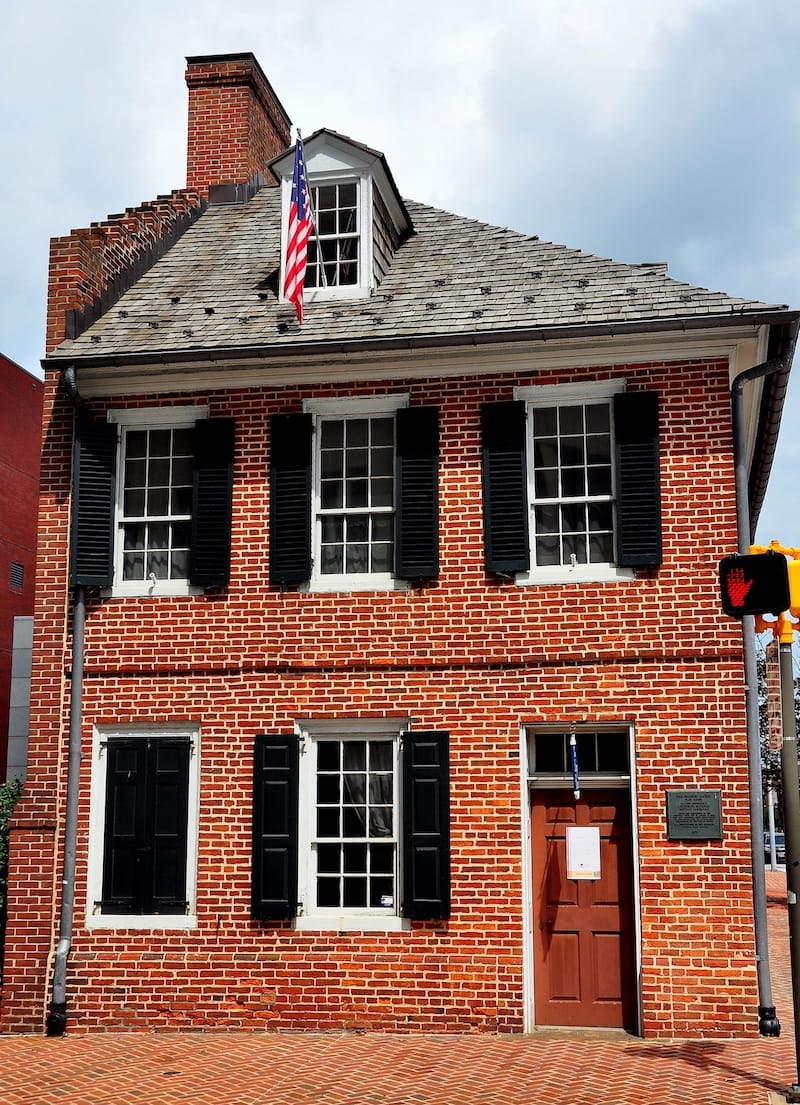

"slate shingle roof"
[50,186,789,361]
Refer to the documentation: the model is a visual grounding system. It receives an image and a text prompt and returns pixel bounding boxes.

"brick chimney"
[185,53,292,197]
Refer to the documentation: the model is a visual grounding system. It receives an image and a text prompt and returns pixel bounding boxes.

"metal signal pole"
[779,618,800,1103]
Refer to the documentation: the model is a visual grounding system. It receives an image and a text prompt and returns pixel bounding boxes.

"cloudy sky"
[2,0,799,547]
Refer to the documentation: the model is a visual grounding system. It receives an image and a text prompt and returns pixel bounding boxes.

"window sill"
[104,581,204,599]
[516,565,635,586]
[85,912,198,931]
[304,574,410,594]
[294,913,411,933]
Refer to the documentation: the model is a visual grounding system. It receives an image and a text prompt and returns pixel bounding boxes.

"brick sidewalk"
[0,871,796,1105]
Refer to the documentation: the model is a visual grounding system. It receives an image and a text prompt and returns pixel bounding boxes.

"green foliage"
[0,779,22,920]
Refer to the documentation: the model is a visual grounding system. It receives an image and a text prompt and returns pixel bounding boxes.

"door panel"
[532,788,636,1029]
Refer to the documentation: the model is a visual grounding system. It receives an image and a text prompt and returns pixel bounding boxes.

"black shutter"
[252,734,299,920]
[190,418,235,587]
[481,401,530,574]
[71,418,118,587]
[613,392,662,569]
[395,407,440,581]
[101,737,190,915]
[402,730,450,920]
[148,740,191,913]
[269,413,312,586]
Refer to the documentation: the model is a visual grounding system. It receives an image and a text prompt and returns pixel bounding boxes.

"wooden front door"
[531,788,636,1030]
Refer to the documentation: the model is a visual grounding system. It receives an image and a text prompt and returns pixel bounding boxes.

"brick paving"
[0,871,797,1105]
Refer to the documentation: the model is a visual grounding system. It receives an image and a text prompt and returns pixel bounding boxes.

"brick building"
[1,52,796,1037]
[0,354,42,779]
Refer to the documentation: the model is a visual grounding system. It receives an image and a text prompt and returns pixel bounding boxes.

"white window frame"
[280,172,374,306]
[85,723,201,931]
[303,394,409,593]
[107,406,208,598]
[295,718,411,933]
[514,380,634,586]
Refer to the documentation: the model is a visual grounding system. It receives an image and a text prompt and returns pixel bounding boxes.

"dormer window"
[271,129,411,313]
[306,182,359,288]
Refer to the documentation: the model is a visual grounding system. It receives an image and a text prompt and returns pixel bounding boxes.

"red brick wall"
[0,356,756,1037]
[0,356,42,774]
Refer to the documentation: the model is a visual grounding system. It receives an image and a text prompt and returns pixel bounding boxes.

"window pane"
[370,842,394,874]
[561,468,585,498]
[343,806,366,836]
[320,421,344,449]
[586,434,611,464]
[343,843,367,873]
[372,515,393,543]
[533,438,558,468]
[563,534,587,564]
[370,877,394,908]
[149,523,169,550]
[149,429,171,457]
[343,878,367,907]
[317,743,340,770]
[147,549,169,578]
[125,430,147,458]
[597,735,630,772]
[171,486,192,515]
[534,505,558,534]
[559,436,585,467]
[346,420,368,448]
[346,479,369,508]
[321,544,343,574]
[317,774,340,804]
[371,447,393,476]
[371,418,393,447]
[577,733,598,770]
[560,504,584,534]
[534,468,559,499]
[124,488,146,517]
[534,735,565,772]
[585,404,610,433]
[348,516,369,543]
[317,843,340,874]
[589,532,614,563]
[587,467,612,496]
[339,182,357,207]
[588,503,613,532]
[346,543,369,574]
[533,407,557,436]
[535,535,560,566]
[171,549,189,579]
[123,550,145,580]
[318,209,336,236]
[321,450,344,479]
[343,743,366,771]
[317,878,340,907]
[317,807,340,837]
[125,458,146,487]
[147,487,170,516]
[559,406,583,435]
[346,448,369,478]
[321,481,343,509]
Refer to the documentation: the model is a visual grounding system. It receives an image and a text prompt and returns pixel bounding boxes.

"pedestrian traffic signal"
[718,551,790,617]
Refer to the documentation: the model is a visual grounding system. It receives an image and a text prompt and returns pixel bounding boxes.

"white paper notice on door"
[566,826,601,880]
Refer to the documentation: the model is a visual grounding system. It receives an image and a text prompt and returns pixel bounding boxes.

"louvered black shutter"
[101,737,190,915]
[269,413,312,586]
[402,730,450,920]
[71,418,118,587]
[481,401,530,574]
[395,407,440,581]
[613,392,662,569]
[190,418,235,587]
[252,734,299,920]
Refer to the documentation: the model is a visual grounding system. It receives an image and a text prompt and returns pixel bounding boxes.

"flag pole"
[296,128,328,290]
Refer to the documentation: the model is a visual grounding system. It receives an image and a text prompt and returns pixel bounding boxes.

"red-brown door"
[531,788,636,1030]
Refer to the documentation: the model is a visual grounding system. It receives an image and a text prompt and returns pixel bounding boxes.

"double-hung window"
[269,396,439,590]
[306,181,359,288]
[252,726,450,930]
[311,396,402,588]
[481,383,662,582]
[71,407,235,596]
[86,725,200,930]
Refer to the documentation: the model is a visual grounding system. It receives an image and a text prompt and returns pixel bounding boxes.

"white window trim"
[294,718,411,933]
[106,406,209,598]
[85,724,201,931]
[280,171,374,308]
[303,394,409,593]
[513,380,634,586]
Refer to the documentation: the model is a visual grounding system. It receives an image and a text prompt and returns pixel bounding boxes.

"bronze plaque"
[666,790,722,841]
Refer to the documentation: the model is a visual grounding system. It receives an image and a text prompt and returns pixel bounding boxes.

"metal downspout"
[731,346,793,1036]
[46,365,84,1036]
[45,586,85,1036]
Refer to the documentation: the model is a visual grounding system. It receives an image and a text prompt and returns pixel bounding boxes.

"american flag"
[283,136,314,324]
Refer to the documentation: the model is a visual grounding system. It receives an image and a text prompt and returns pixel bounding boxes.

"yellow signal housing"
[788,557,800,617]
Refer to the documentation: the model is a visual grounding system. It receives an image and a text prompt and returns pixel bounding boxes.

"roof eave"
[42,308,800,374]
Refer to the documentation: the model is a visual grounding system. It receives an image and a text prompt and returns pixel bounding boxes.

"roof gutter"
[730,317,797,1038]
[40,309,800,374]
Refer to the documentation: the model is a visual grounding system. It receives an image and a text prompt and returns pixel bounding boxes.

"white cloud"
[1,0,798,539]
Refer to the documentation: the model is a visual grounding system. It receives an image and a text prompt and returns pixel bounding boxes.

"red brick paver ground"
[0,871,796,1105]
